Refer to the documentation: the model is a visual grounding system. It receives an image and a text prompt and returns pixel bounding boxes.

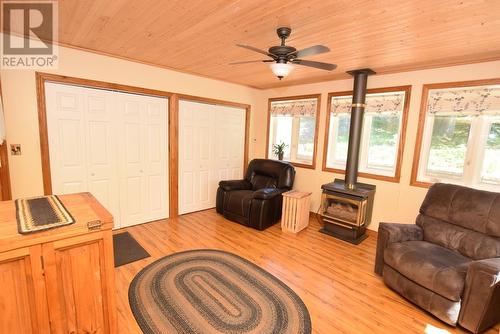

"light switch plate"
[10,144,21,155]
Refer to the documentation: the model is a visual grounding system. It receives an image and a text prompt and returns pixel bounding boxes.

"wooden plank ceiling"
[55,0,500,89]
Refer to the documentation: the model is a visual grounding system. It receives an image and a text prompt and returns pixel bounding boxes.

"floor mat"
[113,231,150,267]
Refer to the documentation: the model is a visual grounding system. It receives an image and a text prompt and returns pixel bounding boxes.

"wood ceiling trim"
[48,39,265,90]
[51,39,500,91]
[0,31,258,88]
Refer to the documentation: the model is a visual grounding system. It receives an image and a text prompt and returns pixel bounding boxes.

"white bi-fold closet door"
[45,82,168,229]
[179,100,246,214]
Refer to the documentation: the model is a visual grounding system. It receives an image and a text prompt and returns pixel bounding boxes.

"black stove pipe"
[345,68,376,189]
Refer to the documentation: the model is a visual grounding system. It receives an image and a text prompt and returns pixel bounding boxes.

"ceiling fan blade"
[288,45,330,58]
[228,60,273,65]
[236,44,276,58]
[292,59,337,71]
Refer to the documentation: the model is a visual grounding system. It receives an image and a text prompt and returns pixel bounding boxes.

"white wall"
[260,60,500,230]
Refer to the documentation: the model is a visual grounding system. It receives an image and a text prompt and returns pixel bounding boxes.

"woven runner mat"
[15,195,75,234]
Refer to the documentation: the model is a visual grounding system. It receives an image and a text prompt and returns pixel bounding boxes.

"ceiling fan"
[230,27,337,80]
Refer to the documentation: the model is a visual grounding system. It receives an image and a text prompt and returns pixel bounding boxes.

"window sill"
[410,178,500,191]
[266,156,316,170]
[323,167,401,183]
[409,179,432,188]
[290,162,316,170]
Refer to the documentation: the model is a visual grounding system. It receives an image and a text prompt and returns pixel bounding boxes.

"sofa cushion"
[223,190,254,217]
[383,265,461,326]
[244,159,295,189]
[420,183,500,237]
[219,179,252,192]
[250,174,277,190]
[384,241,472,301]
[417,214,500,260]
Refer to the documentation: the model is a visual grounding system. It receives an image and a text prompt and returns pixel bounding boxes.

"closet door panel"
[180,118,196,212]
[46,83,168,229]
[197,106,214,210]
[46,83,121,225]
[117,93,168,226]
[179,101,194,214]
[214,108,231,184]
[227,106,246,179]
[215,106,246,182]
[85,90,120,227]
[144,98,168,221]
[179,101,214,214]
[46,83,87,194]
[118,96,146,227]
[199,170,210,203]
[179,101,245,214]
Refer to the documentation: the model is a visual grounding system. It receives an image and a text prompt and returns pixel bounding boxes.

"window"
[411,80,500,190]
[324,87,410,181]
[267,95,320,167]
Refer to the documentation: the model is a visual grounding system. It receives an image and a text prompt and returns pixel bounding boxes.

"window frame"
[266,94,321,169]
[410,78,500,188]
[322,86,411,183]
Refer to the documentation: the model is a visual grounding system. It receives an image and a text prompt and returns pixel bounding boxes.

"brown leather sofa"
[216,159,295,230]
[375,183,500,333]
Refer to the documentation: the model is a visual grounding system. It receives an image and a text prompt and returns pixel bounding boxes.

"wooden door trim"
[0,143,12,200]
[168,94,179,217]
[322,85,412,183]
[0,82,12,200]
[36,72,173,98]
[176,93,250,110]
[265,94,321,170]
[36,72,251,219]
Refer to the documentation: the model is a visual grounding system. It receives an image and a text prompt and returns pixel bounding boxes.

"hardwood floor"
[114,210,499,334]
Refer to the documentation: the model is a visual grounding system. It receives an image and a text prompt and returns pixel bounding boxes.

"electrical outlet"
[10,144,21,155]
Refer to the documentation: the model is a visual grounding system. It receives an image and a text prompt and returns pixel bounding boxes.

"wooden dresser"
[0,193,117,334]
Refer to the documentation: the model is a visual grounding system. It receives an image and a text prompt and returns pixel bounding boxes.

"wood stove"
[319,179,375,244]
[319,68,376,244]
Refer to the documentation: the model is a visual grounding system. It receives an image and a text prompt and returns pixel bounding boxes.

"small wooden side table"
[281,190,312,233]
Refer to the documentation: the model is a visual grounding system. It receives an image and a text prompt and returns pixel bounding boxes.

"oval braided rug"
[129,249,311,334]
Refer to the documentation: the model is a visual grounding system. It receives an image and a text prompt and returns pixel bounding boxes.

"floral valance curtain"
[427,85,500,116]
[331,91,406,115]
[270,98,317,117]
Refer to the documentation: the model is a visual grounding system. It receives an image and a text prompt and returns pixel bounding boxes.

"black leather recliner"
[216,159,295,230]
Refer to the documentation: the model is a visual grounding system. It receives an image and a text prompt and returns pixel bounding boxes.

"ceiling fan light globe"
[269,62,294,79]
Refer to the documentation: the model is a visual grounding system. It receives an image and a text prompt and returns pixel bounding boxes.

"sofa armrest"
[374,223,423,276]
[218,179,252,191]
[253,188,284,200]
[459,258,500,333]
